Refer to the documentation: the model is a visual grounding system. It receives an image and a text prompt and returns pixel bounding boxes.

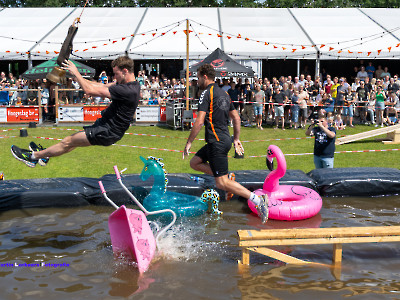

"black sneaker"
[11,145,38,168]
[29,141,49,166]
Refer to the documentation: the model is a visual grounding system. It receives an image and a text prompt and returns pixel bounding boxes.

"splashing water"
[155,218,226,262]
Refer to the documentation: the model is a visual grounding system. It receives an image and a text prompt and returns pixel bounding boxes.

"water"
[1,196,400,299]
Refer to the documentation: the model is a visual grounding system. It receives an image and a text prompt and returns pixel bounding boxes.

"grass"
[1,123,399,180]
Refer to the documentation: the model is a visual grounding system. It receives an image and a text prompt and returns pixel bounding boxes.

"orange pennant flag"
[388,47,392,52]
[237,34,241,38]
[358,52,362,54]
[320,44,325,48]
[367,52,371,56]
[122,37,126,41]
[265,42,269,45]
[329,47,334,51]
[112,40,117,43]
[396,43,400,47]
[152,33,156,36]
[5,50,10,53]
[217,34,222,37]
[292,49,297,52]
[131,34,135,37]
[173,31,177,35]
[338,50,342,53]
[83,49,88,52]
[227,36,232,39]
[245,38,249,41]
[54,51,59,54]
[378,49,382,54]
[282,47,286,50]
[348,50,353,53]
[92,46,97,49]
[301,45,306,49]
[273,45,278,49]
[161,33,166,36]
[74,50,79,52]
[103,43,108,46]
[46,51,49,54]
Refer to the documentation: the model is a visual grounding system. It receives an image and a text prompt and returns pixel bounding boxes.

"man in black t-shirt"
[356,81,369,124]
[183,64,269,223]
[305,116,336,169]
[11,56,139,168]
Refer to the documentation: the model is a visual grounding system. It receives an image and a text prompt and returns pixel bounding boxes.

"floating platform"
[0,168,399,211]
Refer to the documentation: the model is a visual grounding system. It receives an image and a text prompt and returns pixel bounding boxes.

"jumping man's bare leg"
[33,131,91,159]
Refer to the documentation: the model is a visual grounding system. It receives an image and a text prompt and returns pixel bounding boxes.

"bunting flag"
[3,25,400,58]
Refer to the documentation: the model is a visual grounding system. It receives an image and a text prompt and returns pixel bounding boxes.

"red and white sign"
[83,106,107,122]
[159,106,166,122]
[7,107,39,122]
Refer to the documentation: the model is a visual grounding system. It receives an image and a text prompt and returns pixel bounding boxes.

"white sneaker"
[256,194,269,224]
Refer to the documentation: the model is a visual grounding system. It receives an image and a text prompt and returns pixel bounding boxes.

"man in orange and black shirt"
[183,64,268,223]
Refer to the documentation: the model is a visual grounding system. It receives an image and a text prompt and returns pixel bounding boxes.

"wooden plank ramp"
[335,124,400,145]
[238,226,400,267]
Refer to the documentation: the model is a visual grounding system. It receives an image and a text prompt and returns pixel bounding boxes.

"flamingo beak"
[266,156,274,171]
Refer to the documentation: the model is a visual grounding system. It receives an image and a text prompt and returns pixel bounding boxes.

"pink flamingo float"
[248,145,322,221]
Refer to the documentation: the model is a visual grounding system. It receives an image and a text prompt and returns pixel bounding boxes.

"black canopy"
[181,48,254,78]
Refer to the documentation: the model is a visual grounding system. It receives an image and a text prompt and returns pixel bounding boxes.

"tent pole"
[185,19,190,111]
[28,53,32,70]
[315,52,320,80]
[297,59,300,78]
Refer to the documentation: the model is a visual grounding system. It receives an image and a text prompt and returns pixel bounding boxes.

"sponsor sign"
[83,106,107,122]
[7,107,39,122]
[136,106,160,122]
[58,106,84,122]
[159,106,166,122]
[0,107,7,122]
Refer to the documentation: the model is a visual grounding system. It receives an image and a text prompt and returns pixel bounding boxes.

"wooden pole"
[185,18,190,111]
[55,85,59,124]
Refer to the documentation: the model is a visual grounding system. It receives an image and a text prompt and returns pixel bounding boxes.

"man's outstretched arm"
[62,60,111,99]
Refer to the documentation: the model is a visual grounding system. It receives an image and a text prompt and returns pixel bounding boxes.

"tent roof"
[182,48,254,78]
[1,7,400,61]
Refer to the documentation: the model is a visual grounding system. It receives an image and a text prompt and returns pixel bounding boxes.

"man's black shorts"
[195,137,232,177]
[83,122,123,146]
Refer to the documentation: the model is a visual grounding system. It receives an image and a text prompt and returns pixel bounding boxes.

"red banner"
[7,107,39,122]
[83,106,107,122]
[159,106,166,122]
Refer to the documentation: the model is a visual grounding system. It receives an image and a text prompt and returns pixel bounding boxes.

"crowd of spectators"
[224,65,400,129]
[1,62,400,128]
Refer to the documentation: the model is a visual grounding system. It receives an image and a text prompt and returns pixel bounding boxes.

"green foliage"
[1,124,398,180]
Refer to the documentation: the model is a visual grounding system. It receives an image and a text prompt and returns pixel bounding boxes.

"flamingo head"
[265,145,286,173]
[266,147,275,171]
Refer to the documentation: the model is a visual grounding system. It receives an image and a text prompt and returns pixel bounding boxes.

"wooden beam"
[248,247,311,265]
[239,235,400,247]
[333,244,343,264]
[238,226,400,241]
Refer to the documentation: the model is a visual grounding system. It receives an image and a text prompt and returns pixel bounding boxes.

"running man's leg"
[33,131,91,159]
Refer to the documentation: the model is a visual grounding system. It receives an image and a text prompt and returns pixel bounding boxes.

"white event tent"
[1,7,400,75]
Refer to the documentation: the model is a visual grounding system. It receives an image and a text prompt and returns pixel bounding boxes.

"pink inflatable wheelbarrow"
[99,166,176,274]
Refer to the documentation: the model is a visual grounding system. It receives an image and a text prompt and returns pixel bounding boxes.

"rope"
[77,0,90,23]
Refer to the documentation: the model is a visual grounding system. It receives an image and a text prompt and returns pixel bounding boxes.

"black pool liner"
[0,167,399,211]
